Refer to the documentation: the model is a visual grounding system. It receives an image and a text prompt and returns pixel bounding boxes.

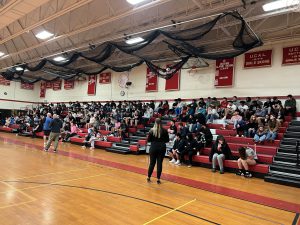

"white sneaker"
[169,159,176,163]
[90,147,95,150]
[175,160,181,165]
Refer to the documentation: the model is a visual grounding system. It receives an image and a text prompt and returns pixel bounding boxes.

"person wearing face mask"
[209,135,232,174]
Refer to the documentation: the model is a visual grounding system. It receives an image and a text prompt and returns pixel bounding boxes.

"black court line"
[4,180,219,225]
[292,213,299,225]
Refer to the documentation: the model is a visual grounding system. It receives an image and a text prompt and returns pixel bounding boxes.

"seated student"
[206,105,219,124]
[168,133,186,165]
[178,123,189,138]
[4,116,10,127]
[246,115,258,138]
[32,117,44,138]
[263,97,272,115]
[195,103,206,117]
[187,115,197,132]
[223,101,237,119]
[238,101,249,119]
[196,124,213,151]
[219,97,228,117]
[236,146,258,178]
[209,135,232,174]
[253,125,266,144]
[266,114,280,142]
[284,94,296,117]
[82,127,97,149]
[131,110,140,127]
[223,110,242,129]
[64,121,82,142]
[167,120,177,142]
[182,133,198,168]
[118,120,128,139]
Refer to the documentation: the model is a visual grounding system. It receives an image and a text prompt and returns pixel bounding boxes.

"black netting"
[0,11,262,83]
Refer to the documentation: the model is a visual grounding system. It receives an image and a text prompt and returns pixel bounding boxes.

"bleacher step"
[264,174,300,188]
[269,164,300,175]
[106,147,131,154]
[273,155,298,164]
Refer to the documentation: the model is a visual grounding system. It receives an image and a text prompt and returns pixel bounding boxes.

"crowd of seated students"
[0,95,297,177]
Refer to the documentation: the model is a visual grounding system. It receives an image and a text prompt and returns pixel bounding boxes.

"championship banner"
[46,81,52,89]
[282,46,300,65]
[0,75,10,86]
[165,65,180,91]
[146,68,158,92]
[20,82,34,90]
[244,50,272,68]
[64,79,75,90]
[215,58,234,87]
[99,72,111,84]
[87,75,97,95]
[52,79,62,91]
[40,82,46,98]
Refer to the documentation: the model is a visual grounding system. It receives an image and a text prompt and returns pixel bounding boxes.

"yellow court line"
[0,181,36,201]
[143,199,197,225]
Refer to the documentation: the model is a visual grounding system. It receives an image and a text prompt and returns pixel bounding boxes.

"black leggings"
[148,143,166,179]
[181,149,196,165]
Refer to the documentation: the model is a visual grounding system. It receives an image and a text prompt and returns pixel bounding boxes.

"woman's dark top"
[209,142,232,162]
[147,128,169,143]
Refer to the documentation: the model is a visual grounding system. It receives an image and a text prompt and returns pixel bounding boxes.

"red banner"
[64,80,74,89]
[88,75,97,95]
[40,82,46,98]
[46,81,52,89]
[52,80,62,91]
[146,68,158,92]
[20,82,34,90]
[215,58,234,87]
[244,50,272,68]
[165,66,180,91]
[282,46,300,65]
[0,76,10,86]
[99,72,111,84]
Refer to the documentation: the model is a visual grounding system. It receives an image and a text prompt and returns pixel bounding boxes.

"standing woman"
[147,118,169,184]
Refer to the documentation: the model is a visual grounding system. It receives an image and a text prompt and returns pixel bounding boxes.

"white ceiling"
[0,0,300,76]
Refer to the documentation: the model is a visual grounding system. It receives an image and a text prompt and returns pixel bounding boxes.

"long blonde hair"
[151,118,162,138]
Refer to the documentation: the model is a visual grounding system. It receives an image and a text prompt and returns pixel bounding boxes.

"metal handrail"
[296,140,299,167]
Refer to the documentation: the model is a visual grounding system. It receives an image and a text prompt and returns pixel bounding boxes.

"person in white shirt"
[236,146,258,178]
[223,101,237,119]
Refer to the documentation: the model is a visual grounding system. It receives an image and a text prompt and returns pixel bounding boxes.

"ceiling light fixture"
[262,0,300,11]
[125,37,144,45]
[126,0,146,5]
[15,67,23,71]
[0,51,5,57]
[53,56,67,62]
[35,30,54,40]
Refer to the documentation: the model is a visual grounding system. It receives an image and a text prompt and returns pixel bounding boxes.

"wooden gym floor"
[0,132,299,225]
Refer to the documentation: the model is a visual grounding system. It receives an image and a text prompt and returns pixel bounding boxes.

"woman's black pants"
[148,142,166,179]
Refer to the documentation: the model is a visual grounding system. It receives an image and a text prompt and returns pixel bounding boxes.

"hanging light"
[125,37,144,45]
[262,0,300,11]
[126,0,146,5]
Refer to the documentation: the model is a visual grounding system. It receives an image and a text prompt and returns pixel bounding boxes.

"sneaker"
[157,180,161,184]
[244,171,252,178]
[53,150,57,153]
[81,146,86,149]
[174,160,181,165]
[236,170,244,176]
[212,168,216,173]
[90,147,95,150]
[44,148,48,152]
[187,165,192,168]
[220,170,224,174]
[147,177,151,183]
[169,158,176,163]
